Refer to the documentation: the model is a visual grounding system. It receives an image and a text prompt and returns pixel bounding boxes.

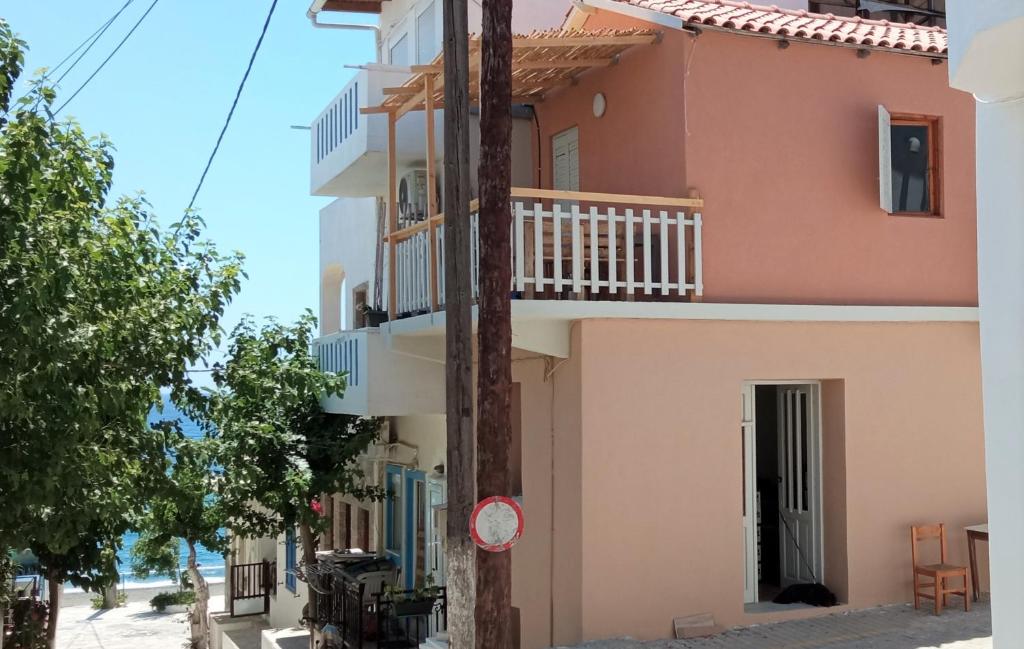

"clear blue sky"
[5,1,377,372]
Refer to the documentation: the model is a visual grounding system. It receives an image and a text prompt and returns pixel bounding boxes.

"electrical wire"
[185,0,280,212]
[52,0,135,86]
[9,0,133,109]
[53,0,160,116]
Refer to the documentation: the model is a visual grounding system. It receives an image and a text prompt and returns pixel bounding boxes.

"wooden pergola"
[360,29,661,318]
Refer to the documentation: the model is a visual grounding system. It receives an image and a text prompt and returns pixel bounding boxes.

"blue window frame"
[403,470,426,589]
[285,528,297,593]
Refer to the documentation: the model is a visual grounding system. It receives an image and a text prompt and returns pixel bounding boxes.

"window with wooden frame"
[878,106,942,217]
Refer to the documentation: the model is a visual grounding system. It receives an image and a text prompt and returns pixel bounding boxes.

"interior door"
[741,384,758,603]
[777,385,821,587]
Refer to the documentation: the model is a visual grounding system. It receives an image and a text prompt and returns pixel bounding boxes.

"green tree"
[133,430,225,649]
[203,314,382,628]
[0,22,243,647]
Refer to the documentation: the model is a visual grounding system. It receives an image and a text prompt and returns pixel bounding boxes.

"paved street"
[563,601,991,649]
[56,596,225,649]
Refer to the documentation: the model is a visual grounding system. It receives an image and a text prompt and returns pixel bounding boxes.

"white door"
[741,384,758,604]
[777,385,822,587]
[426,478,447,636]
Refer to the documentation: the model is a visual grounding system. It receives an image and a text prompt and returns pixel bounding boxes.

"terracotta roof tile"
[615,0,947,54]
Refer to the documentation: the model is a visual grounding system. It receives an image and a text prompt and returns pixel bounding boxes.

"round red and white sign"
[469,496,524,553]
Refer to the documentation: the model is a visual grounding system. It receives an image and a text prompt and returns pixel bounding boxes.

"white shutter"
[553,127,580,192]
[878,105,893,213]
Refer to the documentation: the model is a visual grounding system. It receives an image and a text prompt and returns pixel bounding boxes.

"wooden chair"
[911,523,970,614]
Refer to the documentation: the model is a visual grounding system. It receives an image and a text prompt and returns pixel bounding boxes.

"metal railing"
[229,560,273,617]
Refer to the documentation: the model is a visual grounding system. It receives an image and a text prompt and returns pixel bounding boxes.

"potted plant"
[356,303,388,328]
[386,575,440,618]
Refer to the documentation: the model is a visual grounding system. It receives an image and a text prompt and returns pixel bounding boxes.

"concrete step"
[420,634,449,649]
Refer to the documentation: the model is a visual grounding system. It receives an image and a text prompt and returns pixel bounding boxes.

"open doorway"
[742,382,823,607]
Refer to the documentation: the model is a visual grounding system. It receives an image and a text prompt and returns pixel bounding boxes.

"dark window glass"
[891,124,931,213]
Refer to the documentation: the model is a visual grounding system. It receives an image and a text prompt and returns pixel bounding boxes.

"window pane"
[891,124,930,213]
[416,2,437,65]
[390,33,410,66]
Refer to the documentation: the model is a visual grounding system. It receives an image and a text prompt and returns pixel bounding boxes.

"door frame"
[403,469,427,589]
[741,380,825,604]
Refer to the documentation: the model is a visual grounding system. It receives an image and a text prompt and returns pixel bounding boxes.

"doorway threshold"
[744,600,818,615]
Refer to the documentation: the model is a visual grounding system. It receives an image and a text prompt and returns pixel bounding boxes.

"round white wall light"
[593,92,607,118]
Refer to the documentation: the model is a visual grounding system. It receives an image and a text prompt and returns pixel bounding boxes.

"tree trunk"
[475,1,515,648]
[101,583,118,609]
[45,570,60,649]
[187,541,210,649]
[443,1,476,648]
[298,522,318,649]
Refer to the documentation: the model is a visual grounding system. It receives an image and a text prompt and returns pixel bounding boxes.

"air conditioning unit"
[398,169,429,229]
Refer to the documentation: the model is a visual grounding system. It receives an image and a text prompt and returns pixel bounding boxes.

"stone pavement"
[56,596,225,649]
[563,601,991,649]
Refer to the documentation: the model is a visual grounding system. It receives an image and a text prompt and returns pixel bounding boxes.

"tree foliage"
[202,313,382,541]
[0,21,243,644]
[132,429,225,649]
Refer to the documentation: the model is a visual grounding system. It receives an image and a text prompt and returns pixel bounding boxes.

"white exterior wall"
[948,2,1024,647]
[269,534,307,630]
[320,197,378,335]
[379,0,572,64]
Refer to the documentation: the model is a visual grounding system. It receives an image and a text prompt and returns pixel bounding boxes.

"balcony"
[314,329,444,416]
[310,68,442,198]
[388,188,704,319]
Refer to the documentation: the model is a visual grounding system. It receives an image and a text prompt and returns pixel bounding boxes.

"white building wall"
[948,3,1024,647]
[320,197,379,335]
[379,0,572,65]
[269,534,307,630]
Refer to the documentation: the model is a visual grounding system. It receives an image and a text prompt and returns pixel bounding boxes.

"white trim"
[510,301,980,323]
[381,302,978,338]
[743,381,825,602]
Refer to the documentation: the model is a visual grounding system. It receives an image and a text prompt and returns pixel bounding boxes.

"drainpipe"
[307,0,383,63]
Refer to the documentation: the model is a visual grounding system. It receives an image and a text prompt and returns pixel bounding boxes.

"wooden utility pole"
[475,0,514,648]
[442,1,476,648]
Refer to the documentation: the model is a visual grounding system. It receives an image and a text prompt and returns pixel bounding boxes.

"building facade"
[228,1,989,648]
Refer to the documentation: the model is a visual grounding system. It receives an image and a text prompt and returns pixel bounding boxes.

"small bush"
[90,591,128,609]
[149,590,196,612]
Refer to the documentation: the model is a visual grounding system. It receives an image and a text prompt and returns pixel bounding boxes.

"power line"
[52,0,135,85]
[54,0,160,116]
[186,0,280,212]
[11,0,134,108]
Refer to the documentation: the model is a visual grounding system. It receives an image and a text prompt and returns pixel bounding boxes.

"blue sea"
[71,396,226,591]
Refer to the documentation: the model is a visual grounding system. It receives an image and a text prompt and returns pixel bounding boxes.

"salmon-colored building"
[227,1,987,647]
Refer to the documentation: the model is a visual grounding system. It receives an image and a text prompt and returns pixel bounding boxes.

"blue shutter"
[285,528,297,593]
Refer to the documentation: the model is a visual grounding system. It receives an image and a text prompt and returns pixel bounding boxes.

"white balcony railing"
[313,329,444,416]
[310,68,412,197]
[313,76,361,168]
[389,189,704,318]
[315,330,363,387]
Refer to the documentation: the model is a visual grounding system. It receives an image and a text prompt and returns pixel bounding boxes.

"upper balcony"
[310,68,442,198]
[388,187,704,320]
